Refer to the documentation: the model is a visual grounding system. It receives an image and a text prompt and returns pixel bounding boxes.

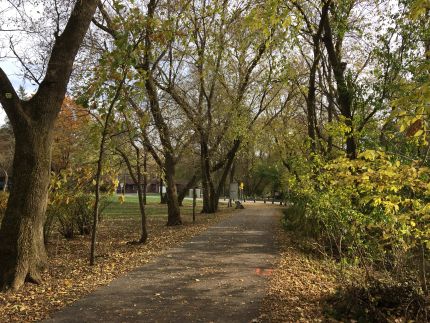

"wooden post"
[192,187,196,224]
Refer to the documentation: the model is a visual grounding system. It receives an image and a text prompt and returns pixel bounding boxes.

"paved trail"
[46,206,281,323]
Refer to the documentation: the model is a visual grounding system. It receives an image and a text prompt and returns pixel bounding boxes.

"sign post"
[192,187,197,223]
[229,182,239,207]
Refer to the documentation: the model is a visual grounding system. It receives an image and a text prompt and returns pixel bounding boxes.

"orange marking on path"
[255,268,273,276]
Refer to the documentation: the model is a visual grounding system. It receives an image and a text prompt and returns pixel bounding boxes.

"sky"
[0,1,42,126]
[0,62,20,126]
[0,61,38,126]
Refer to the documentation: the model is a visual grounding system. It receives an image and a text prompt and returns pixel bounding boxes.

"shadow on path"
[45,207,281,323]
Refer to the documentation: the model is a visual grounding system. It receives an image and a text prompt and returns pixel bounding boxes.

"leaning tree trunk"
[212,140,241,212]
[0,122,53,290]
[178,174,198,206]
[164,156,182,226]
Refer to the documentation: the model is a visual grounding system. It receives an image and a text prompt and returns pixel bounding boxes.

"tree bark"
[2,170,8,192]
[143,151,148,205]
[164,156,181,225]
[0,123,52,289]
[201,137,216,213]
[136,161,148,243]
[159,177,166,204]
[0,0,99,291]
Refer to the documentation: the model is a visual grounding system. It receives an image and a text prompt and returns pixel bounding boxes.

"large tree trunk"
[201,138,216,213]
[164,156,181,225]
[0,122,52,290]
[0,0,99,291]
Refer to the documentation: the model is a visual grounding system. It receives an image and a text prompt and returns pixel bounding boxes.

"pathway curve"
[46,206,281,323]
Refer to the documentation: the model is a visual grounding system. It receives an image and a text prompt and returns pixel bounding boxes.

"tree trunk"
[201,138,216,213]
[0,0,99,290]
[117,147,147,244]
[159,177,167,204]
[213,140,241,212]
[136,155,147,243]
[327,66,334,155]
[90,147,103,266]
[307,43,319,153]
[178,174,197,207]
[0,123,52,290]
[143,151,147,205]
[164,156,181,226]
[2,170,8,192]
[322,3,357,159]
[90,79,124,265]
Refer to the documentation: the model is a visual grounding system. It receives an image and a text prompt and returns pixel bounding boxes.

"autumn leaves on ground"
[0,200,428,322]
[0,199,338,323]
[0,196,232,322]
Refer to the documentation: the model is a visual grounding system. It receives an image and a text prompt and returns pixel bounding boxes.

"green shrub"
[284,152,430,296]
[44,193,112,241]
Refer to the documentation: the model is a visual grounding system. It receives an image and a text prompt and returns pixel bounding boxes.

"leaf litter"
[0,208,232,322]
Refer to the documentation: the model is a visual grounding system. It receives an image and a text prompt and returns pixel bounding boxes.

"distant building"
[116,174,186,194]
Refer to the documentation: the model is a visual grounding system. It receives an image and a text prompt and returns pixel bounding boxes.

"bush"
[284,151,430,296]
[44,193,113,241]
[325,279,428,322]
[52,194,94,239]
[73,194,93,235]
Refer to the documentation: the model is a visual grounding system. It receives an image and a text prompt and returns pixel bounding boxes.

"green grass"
[103,194,203,219]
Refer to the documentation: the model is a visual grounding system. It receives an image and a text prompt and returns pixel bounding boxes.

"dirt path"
[45,206,281,323]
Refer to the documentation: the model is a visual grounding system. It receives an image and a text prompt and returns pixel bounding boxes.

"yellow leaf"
[414,129,424,137]
[118,195,125,204]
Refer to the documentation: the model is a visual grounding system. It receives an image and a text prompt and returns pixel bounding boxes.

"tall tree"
[321,0,357,158]
[93,0,186,226]
[0,0,99,291]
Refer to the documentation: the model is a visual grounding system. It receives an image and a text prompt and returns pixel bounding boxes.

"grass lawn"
[103,193,203,219]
